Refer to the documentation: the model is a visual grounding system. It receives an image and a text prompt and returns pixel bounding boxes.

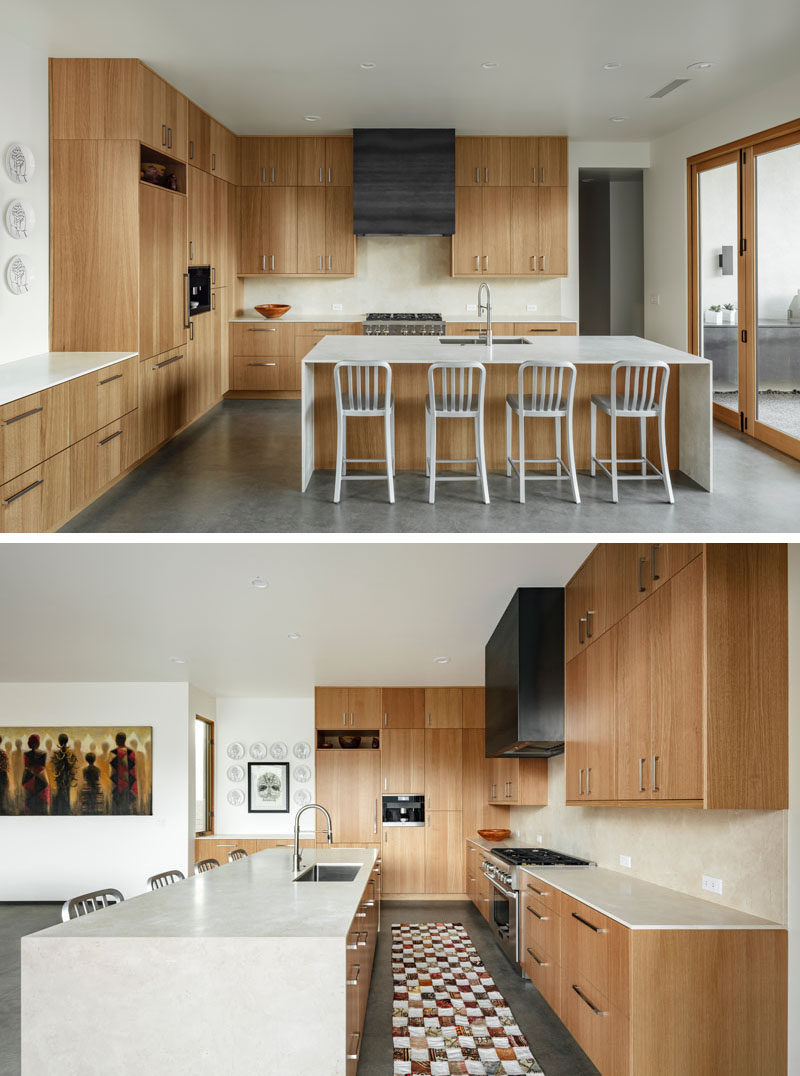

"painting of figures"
[0,727,152,816]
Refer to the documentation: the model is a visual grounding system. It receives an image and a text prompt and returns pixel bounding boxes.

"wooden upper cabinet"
[452,187,483,275]
[326,186,355,275]
[326,138,353,186]
[381,728,425,792]
[482,188,512,275]
[381,688,425,728]
[584,628,617,801]
[424,688,462,728]
[461,688,485,728]
[138,183,187,361]
[564,651,587,802]
[297,186,356,275]
[349,687,382,729]
[188,102,211,172]
[50,58,140,139]
[241,138,298,186]
[315,686,350,729]
[239,187,297,274]
[188,165,214,266]
[139,64,187,161]
[455,137,510,186]
[315,749,379,843]
[615,542,704,616]
[424,728,462,810]
[209,119,238,184]
[509,187,567,275]
[297,187,327,273]
[452,188,511,276]
[509,136,568,186]
[298,137,353,185]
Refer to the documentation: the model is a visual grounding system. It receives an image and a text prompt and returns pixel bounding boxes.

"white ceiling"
[0,541,591,696]
[9,0,800,139]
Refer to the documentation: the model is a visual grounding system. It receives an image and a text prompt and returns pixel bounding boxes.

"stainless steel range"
[362,312,446,336]
[480,847,595,969]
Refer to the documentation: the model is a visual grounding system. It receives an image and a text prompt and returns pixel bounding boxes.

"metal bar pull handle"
[319,167,323,184]
[346,965,361,986]
[262,255,267,271]
[373,798,377,835]
[571,911,608,934]
[211,152,216,172]
[346,1033,361,1061]
[541,255,546,272]
[578,617,586,645]
[484,255,488,271]
[484,167,489,183]
[638,757,646,793]
[474,255,480,271]
[526,905,549,921]
[2,478,43,506]
[327,255,332,271]
[531,255,537,271]
[249,327,278,332]
[189,140,194,161]
[652,755,660,792]
[638,556,647,593]
[98,429,123,447]
[526,882,550,897]
[383,713,388,727]
[578,768,583,795]
[475,167,479,183]
[262,167,266,184]
[586,767,591,795]
[2,406,43,427]
[271,167,276,183]
[248,362,277,367]
[572,984,607,1016]
[541,167,546,184]
[98,373,123,386]
[526,947,550,967]
[651,543,660,581]
[153,354,183,370]
[167,127,172,150]
[586,609,595,637]
[161,123,166,147]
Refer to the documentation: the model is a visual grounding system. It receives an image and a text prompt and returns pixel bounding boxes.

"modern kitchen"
[1,2,800,532]
[0,540,797,1075]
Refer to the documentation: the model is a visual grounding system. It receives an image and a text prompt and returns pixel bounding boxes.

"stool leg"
[555,416,562,477]
[658,408,675,504]
[341,416,347,476]
[384,409,395,504]
[391,407,396,476]
[610,414,619,503]
[477,407,489,504]
[639,416,647,476]
[590,402,597,477]
[428,414,437,504]
[505,401,512,477]
[334,411,344,503]
[425,409,430,478]
[566,404,580,504]
[518,411,525,504]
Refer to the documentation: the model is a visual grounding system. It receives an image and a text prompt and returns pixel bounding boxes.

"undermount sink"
[294,863,362,882]
[439,336,531,345]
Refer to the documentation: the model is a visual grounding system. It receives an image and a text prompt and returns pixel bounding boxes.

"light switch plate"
[536,834,543,844]
[649,294,661,305]
[702,874,723,895]
[526,303,538,312]
[619,854,632,869]
[332,303,343,312]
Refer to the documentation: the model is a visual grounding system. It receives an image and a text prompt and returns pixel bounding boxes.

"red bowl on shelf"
[477,828,511,841]
[255,304,291,319]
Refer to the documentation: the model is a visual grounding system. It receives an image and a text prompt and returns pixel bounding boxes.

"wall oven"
[481,859,519,967]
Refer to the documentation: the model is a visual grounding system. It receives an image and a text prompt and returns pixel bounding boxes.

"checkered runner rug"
[391,922,544,1075]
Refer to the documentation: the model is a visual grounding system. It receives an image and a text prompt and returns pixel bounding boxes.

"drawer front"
[0,384,69,483]
[563,895,628,1013]
[563,971,629,1076]
[295,324,360,361]
[69,358,137,443]
[231,354,296,390]
[69,411,139,510]
[521,872,561,914]
[523,895,561,965]
[513,322,577,336]
[233,322,294,356]
[523,946,561,1016]
[139,347,189,455]
[446,322,515,336]
[0,450,70,533]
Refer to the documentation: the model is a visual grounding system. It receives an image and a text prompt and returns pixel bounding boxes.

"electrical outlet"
[332,303,343,312]
[466,303,478,313]
[649,294,661,305]
[536,834,543,844]
[619,854,632,869]
[526,303,538,312]
[513,830,520,838]
[702,874,723,896]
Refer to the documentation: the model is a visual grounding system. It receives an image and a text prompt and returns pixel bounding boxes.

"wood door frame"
[195,714,215,836]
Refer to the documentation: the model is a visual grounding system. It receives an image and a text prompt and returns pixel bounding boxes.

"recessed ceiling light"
[603,61,622,70]
[287,632,301,640]
[687,61,714,72]
[360,62,376,70]
[609,116,628,123]
[434,656,451,664]
[250,576,269,589]
[169,656,187,664]
[481,61,499,69]
[304,115,321,123]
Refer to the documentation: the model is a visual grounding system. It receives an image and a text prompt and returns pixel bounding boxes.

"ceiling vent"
[649,78,691,99]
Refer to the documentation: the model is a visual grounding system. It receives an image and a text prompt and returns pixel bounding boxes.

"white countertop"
[0,351,138,407]
[31,846,376,940]
[301,334,711,366]
[231,314,360,323]
[231,313,575,325]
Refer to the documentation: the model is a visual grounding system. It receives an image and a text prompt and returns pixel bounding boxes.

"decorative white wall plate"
[293,788,311,807]
[292,764,311,784]
[6,255,33,294]
[227,788,245,806]
[5,143,35,184]
[269,741,288,760]
[292,741,311,760]
[5,199,34,239]
[226,741,245,760]
[226,764,245,783]
[249,741,267,760]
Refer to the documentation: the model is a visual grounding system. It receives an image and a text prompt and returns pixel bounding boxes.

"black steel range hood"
[353,128,455,236]
[484,588,565,758]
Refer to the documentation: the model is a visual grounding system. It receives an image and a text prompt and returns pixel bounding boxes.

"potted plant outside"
[707,304,723,325]
[723,303,736,324]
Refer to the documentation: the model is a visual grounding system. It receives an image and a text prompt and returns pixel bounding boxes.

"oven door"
[487,876,519,965]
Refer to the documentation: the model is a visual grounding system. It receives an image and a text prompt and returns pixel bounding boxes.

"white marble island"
[22,846,378,1075]
[301,334,712,493]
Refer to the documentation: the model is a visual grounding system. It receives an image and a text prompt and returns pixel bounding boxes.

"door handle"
[183,273,190,329]
[161,124,166,147]
[484,255,488,271]
[97,373,123,386]
[526,905,549,921]
[262,255,267,271]
[638,757,646,793]
[526,947,550,967]
[474,256,480,271]
[1,406,43,427]
[638,556,647,593]
[152,354,183,370]
[541,255,546,272]
[578,617,586,645]
[247,362,277,367]
[262,167,266,184]
[475,167,479,183]
[578,768,583,795]
[586,767,591,795]
[97,429,123,447]
[531,255,537,271]
[189,140,194,161]
[651,544,660,581]
[212,152,216,172]
[271,255,275,271]
[571,911,607,934]
[572,984,607,1016]
[2,478,43,506]
[167,127,172,150]
[484,167,488,183]
[586,610,594,637]
[652,755,660,792]
[271,166,276,183]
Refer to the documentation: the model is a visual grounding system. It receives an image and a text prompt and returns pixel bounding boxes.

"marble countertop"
[31,846,376,940]
[0,352,139,408]
[301,335,711,366]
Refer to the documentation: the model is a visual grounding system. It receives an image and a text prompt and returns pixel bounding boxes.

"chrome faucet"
[478,282,493,348]
[292,802,333,874]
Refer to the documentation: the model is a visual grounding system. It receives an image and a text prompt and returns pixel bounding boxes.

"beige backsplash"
[511,754,787,924]
[241,236,564,317]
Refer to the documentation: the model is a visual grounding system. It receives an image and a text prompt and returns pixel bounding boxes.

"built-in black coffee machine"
[381,794,425,826]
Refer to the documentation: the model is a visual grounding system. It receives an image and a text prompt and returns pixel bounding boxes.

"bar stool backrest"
[518,360,577,414]
[334,360,392,413]
[428,361,486,414]
[146,869,185,890]
[612,361,669,415]
[194,857,219,875]
[228,849,248,862]
[62,888,124,922]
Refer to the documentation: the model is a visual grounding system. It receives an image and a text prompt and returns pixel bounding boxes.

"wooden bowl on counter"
[338,735,362,749]
[255,303,291,319]
[477,828,511,841]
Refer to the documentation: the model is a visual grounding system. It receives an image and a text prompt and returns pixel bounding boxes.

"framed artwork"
[247,761,289,813]
[0,726,152,816]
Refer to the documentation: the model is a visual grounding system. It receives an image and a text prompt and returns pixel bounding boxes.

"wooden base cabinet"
[382,826,425,894]
[425,811,463,894]
[345,870,378,1076]
[138,346,189,456]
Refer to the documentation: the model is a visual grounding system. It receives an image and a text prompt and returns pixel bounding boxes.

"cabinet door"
[188,166,213,266]
[212,178,229,286]
[297,137,326,185]
[482,188,511,275]
[382,826,425,895]
[452,187,483,274]
[565,556,591,663]
[216,286,232,394]
[188,101,211,172]
[649,542,704,595]
[315,686,350,729]
[381,688,424,728]
[615,601,652,801]
[425,811,463,894]
[326,138,353,186]
[268,138,298,185]
[455,137,484,186]
[538,137,568,187]
[509,137,539,186]
[649,557,704,801]
[564,652,587,802]
[510,187,540,274]
[138,184,187,360]
[483,138,511,186]
[424,688,462,728]
[239,187,267,274]
[163,84,187,162]
[139,65,165,153]
[240,138,267,185]
[462,729,509,838]
[316,750,380,844]
[461,687,485,728]
[424,729,462,811]
[266,187,297,274]
[139,346,188,455]
[326,187,355,275]
[382,729,425,793]
[297,186,326,273]
[584,628,616,800]
[0,451,70,534]
[187,308,217,420]
[538,187,568,275]
[348,687,382,729]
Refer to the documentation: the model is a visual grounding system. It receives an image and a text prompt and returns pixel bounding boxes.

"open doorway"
[195,715,215,836]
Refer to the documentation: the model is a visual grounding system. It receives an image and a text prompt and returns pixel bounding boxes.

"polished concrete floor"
[358,900,598,1075]
[0,903,61,1076]
[61,399,800,533]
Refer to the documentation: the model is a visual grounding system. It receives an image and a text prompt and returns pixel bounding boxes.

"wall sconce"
[718,245,733,275]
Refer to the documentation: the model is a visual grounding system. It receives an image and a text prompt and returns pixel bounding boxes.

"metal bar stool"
[62,888,124,922]
[505,360,580,504]
[590,360,674,503]
[194,857,219,875]
[228,848,248,862]
[425,360,489,504]
[146,869,185,890]
[333,360,395,504]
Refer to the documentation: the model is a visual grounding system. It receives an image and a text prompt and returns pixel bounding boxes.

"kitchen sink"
[294,863,362,882]
[439,336,531,345]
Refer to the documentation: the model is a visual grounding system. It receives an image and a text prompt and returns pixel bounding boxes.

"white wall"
[0,683,192,900]
[0,31,49,364]
[788,545,800,1074]
[214,697,315,836]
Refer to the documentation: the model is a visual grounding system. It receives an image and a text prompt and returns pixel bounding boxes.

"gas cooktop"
[491,847,594,868]
[366,312,443,321]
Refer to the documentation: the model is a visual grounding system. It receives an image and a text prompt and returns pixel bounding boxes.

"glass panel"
[697,162,739,412]
[754,141,800,442]
[195,719,208,834]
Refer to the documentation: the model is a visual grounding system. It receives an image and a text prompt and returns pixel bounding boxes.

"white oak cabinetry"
[345,871,379,1075]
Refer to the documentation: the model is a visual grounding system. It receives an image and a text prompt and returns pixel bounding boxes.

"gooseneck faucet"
[293,802,333,874]
[478,281,493,348]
